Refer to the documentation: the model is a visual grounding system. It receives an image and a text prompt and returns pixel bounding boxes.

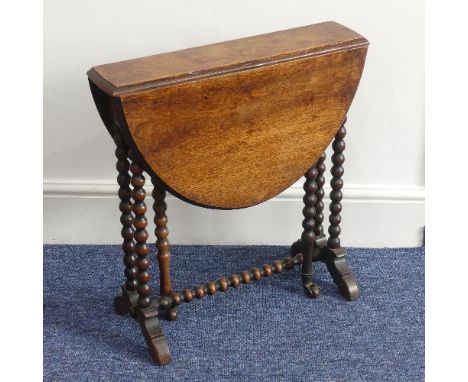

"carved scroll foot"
[136,307,172,365]
[113,286,139,316]
[322,247,360,301]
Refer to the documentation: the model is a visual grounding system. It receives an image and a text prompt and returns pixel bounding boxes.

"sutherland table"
[87,21,369,365]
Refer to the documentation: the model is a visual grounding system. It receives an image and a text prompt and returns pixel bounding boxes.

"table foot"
[302,281,321,298]
[136,307,172,365]
[322,247,359,301]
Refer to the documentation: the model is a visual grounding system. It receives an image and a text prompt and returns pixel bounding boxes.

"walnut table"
[87,21,369,365]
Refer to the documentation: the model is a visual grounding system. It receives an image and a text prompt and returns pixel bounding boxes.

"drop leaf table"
[87,21,369,365]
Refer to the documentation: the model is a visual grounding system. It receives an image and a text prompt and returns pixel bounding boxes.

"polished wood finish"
[88,22,367,96]
[120,50,365,209]
[88,21,367,365]
[88,22,368,209]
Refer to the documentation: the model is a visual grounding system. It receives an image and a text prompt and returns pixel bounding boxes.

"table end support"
[292,118,360,301]
[321,247,359,301]
[136,306,172,365]
[322,118,359,301]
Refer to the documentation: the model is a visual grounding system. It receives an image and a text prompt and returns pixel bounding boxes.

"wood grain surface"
[88,22,368,209]
[87,21,367,96]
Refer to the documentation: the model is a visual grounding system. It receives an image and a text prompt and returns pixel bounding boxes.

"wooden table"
[87,21,369,365]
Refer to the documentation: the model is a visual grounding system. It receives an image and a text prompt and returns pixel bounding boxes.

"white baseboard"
[43,180,425,247]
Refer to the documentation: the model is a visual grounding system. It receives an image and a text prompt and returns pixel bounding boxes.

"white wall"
[44,0,425,246]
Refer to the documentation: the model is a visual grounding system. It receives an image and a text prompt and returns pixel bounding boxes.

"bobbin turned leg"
[152,178,177,321]
[113,132,139,316]
[300,166,321,298]
[130,156,171,365]
[313,153,327,248]
[290,153,327,259]
[322,121,360,301]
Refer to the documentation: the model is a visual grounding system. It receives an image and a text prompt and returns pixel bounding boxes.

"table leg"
[130,154,172,365]
[113,132,139,316]
[300,166,321,298]
[291,119,359,301]
[291,151,327,255]
[313,152,328,248]
[152,178,177,321]
[322,120,360,301]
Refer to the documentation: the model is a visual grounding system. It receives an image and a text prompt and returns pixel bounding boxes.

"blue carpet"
[43,245,424,381]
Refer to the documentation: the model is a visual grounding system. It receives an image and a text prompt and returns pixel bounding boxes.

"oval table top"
[88,21,368,209]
